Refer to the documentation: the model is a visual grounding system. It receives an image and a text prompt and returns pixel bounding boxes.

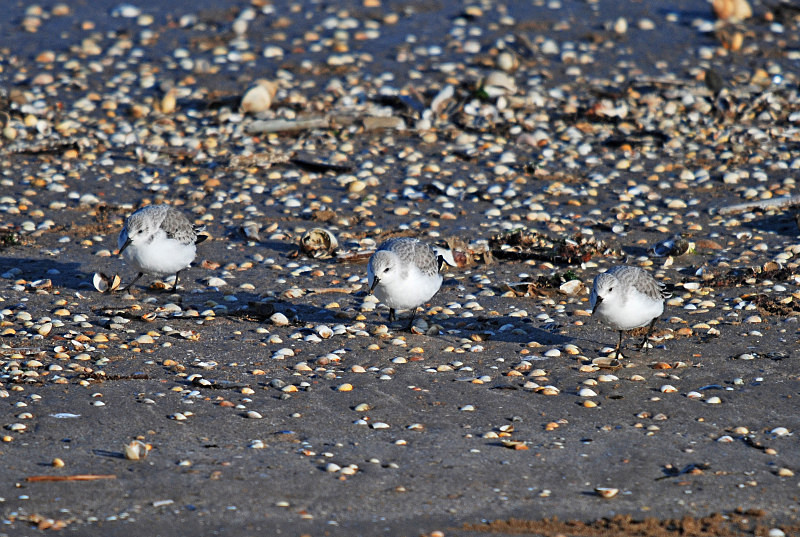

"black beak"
[118,237,132,255]
[369,276,379,294]
[592,295,602,314]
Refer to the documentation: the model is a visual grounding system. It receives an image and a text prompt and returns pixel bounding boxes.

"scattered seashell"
[160,88,178,114]
[501,440,529,450]
[649,235,690,257]
[479,71,517,97]
[92,272,122,293]
[270,312,290,326]
[559,279,584,296]
[241,79,278,114]
[300,228,339,258]
[124,440,151,460]
[712,0,752,22]
[595,487,619,499]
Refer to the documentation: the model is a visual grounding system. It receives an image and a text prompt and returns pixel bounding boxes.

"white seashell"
[595,487,619,498]
[300,228,339,258]
[559,279,584,295]
[712,0,752,21]
[315,325,333,339]
[340,465,358,476]
[325,463,341,473]
[270,312,289,326]
[371,422,390,429]
[706,396,722,404]
[578,388,597,397]
[480,71,517,97]
[241,79,278,114]
[124,440,150,460]
[93,272,114,293]
[430,84,454,117]
[771,427,790,437]
[660,385,678,393]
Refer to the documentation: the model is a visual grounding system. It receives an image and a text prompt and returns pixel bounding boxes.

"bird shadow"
[741,213,798,237]
[0,257,91,291]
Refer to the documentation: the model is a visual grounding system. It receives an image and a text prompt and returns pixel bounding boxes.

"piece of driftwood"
[718,195,800,215]
[26,474,117,482]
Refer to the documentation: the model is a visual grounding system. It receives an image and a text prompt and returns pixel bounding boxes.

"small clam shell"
[93,272,110,292]
[592,357,621,370]
[480,71,517,97]
[124,440,150,460]
[241,79,278,114]
[559,279,584,296]
[430,84,455,117]
[432,246,458,268]
[109,274,122,292]
[712,0,751,21]
[160,88,178,114]
[595,487,619,499]
[300,228,339,258]
[649,234,689,257]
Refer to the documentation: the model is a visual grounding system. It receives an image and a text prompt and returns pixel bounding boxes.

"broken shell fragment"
[124,440,151,460]
[93,272,122,293]
[241,79,278,114]
[501,440,529,450]
[300,228,339,258]
[595,487,620,499]
[649,235,690,257]
[712,0,752,22]
[559,279,584,296]
[592,357,621,369]
[479,71,517,98]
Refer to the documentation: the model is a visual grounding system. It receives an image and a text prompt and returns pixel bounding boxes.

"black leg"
[615,330,624,357]
[388,308,396,322]
[405,308,417,332]
[172,270,182,292]
[120,272,144,292]
[641,318,658,353]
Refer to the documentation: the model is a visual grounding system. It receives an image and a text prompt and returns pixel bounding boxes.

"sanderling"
[590,265,671,356]
[117,204,206,292]
[367,237,453,330]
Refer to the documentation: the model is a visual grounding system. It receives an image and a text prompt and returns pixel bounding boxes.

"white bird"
[117,205,206,292]
[367,237,452,330]
[590,265,670,355]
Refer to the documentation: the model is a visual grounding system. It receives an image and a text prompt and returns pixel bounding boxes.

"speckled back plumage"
[604,265,671,301]
[121,205,199,247]
[375,237,439,277]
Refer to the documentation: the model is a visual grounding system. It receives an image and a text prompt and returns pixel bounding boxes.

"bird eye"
[608,287,613,292]
[383,267,390,273]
